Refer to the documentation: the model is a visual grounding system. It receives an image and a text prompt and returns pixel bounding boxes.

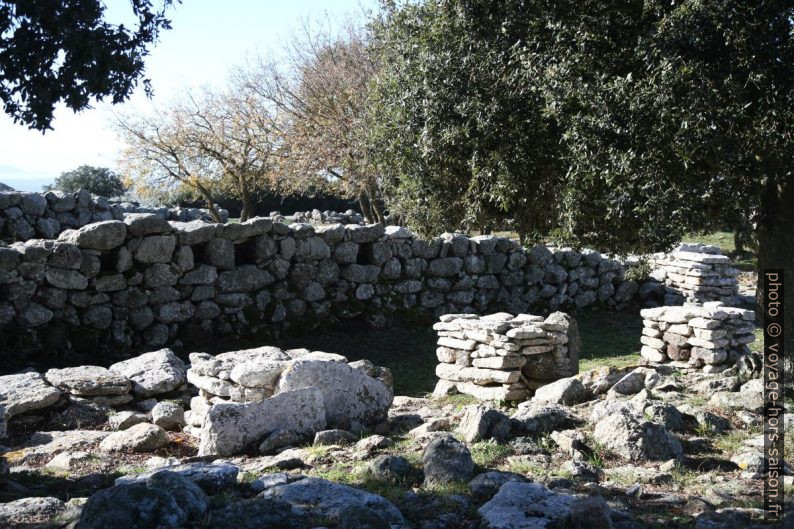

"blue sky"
[0,0,378,191]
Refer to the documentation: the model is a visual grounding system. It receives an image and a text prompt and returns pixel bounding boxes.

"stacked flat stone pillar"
[650,243,739,305]
[432,312,579,401]
[640,302,755,371]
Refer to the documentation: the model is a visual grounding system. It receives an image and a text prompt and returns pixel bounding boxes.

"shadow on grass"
[203,317,440,397]
[575,308,643,371]
[203,307,645,395]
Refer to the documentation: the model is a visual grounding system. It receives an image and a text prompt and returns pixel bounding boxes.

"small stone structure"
[639,302,755,370]
[432,312,579,401]
[0,190,227,243]
[184,346,393,442]
[650,243,739,305]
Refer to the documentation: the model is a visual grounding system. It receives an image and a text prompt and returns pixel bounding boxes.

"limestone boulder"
[198,387,327,456]
[123,213,171,236]
[151,401,186,431]
[207,498,301,529]
[261,477,405,528]
[275,359,393,429]
[531,377,587,406]
[99,423,170,452]
[0,370,62,417]
[60,220,126,250]
[116,462,239,494]
[109,348,186,398]
[511,402,575,436]
[478,482,574,529]
[457,405,512,443]
[109,411,149,431]
[593,413,683,462]
[0,497,68,528]
[468,471,530,503]
[44,365,130,396]
[422,434,474,486]
[75,482,192,529]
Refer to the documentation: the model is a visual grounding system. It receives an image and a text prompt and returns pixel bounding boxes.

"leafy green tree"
[0,0,177,131]
[368,0,564,237]
[371,0,792,346]
[48,165,127,197]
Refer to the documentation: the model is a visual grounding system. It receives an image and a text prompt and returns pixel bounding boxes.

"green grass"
[682,231,736,252]
[712,427,759,454]
[470,440,513,467]
[576,309,643,371]
[433,394,480,411]
[750,327,763,354]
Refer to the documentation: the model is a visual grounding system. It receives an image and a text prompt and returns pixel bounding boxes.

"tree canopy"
[0,0,176,131]
[369,0,793,356]
[368,0,563,237]
[47,165,126,196]
[239,19,386,223]
[370,0,794,253]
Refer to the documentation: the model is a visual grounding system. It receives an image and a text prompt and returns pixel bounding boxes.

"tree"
[238,18,386,223]
[47,165,126,196]
[367,0,564,237]
[514,0,792,355]
[115,103,224,222]
[115,82,279,221]
[178,87,279,221]
[371,0,793,360]
[0,0,177,131]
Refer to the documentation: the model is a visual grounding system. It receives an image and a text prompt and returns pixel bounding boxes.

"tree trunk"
[240,187,254,223]
[196,186,221,223]
[366,185,387,224]
[734,228,745,255]
[358,192,375,224]
[755,175,793,393]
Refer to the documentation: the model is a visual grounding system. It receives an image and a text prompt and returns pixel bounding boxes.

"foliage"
[518,0,794,256]
[115,98,223,221]
[46,165,126,197]
[368,0,564,238]
[115,79,279,221]
[238,17,385,222]
[370,0,793,264]
[371,0,793,355]
[623,260,652,283]
[0,0,177,131]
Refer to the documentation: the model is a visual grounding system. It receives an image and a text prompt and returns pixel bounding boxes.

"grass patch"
[433,393,480,410]
[470,440,512,467]
[504,460,546,478]
[712,428,758,454]
[421,480,470,496]
[576,309,643,371]
[670,464,702,489]
[750,327,763,354]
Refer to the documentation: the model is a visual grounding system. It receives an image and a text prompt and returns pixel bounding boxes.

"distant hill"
[0,182,14,191]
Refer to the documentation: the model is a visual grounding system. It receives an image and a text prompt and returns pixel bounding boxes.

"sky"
[0,0,378,191]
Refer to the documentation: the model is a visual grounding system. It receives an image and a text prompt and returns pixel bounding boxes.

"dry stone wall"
[0,214,659,360]
[273,209,365,226]
[0,190,227,243]
[432,312,579,401]
[639,302,755,371]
